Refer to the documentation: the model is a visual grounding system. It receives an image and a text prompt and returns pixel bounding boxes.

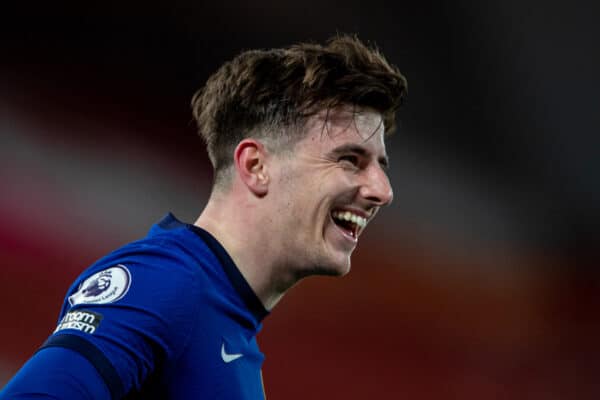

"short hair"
[191,34,407,186]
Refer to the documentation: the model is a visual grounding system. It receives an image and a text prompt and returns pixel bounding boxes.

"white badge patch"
[69,264,132,306]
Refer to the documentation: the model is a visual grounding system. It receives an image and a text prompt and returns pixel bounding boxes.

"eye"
[338,154,359,167]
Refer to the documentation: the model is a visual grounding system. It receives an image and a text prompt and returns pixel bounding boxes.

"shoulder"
[69,231,215,306]
[56,231,215,339]
[47,234,210,385]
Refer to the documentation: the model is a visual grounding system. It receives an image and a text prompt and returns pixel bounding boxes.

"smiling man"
[1,35,406,399]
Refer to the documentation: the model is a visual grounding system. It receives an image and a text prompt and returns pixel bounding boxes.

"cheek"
[318,170,355,196]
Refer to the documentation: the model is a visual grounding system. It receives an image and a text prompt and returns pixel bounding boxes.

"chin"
[311,257,352,277]
[296,247,353,278]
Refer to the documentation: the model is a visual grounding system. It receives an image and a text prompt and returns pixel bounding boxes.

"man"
[0,34,406,399]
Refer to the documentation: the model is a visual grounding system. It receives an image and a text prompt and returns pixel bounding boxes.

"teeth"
[332,210,367,228]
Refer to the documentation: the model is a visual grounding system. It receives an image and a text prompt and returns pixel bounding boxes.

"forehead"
[299,107,387,155]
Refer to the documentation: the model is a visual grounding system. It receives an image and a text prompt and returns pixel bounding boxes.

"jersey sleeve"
[37,245,203,398]
[0,346,111,399]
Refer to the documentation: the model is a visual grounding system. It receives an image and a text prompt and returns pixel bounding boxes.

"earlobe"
[234,139,269,197]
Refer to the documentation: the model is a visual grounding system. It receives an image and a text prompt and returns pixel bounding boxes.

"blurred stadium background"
[1,0,598,398]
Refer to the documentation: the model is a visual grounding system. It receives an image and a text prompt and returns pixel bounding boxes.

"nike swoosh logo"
[221,343,244,363]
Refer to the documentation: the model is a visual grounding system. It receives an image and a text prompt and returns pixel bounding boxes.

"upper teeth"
[332,211,367,228]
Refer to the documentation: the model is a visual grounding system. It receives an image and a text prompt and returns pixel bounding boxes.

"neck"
[194,192,295,311]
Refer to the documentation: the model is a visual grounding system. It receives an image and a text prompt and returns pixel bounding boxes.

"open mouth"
[331,210,367,239]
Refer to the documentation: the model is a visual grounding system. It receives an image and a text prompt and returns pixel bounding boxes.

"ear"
[233,139,269,197]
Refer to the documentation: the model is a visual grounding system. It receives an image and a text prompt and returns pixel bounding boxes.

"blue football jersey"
[5,213,269,399]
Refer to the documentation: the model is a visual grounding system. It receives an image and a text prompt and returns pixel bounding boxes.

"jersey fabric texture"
[1,213,269,399]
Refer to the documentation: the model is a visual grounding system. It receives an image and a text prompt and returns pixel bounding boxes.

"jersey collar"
[159,213,269,322]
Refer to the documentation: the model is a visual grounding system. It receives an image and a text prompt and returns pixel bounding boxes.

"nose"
[359,164,394,206]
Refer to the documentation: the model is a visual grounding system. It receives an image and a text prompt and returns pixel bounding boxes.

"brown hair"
[191,34,407,184]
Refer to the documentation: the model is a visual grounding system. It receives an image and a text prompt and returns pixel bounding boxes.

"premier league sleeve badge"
[68,265,132,306]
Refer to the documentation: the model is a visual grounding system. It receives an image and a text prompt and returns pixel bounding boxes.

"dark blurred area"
[1,0,599,398]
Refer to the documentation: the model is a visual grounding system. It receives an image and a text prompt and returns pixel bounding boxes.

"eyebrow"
[327,143,389,168]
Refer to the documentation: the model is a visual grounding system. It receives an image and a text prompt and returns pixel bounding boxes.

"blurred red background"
[1,0,598,398]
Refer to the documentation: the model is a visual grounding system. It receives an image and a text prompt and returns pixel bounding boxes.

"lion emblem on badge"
[69,265,131,306]
[82,271,112,297]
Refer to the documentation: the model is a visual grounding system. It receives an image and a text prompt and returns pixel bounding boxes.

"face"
[268,107,394,278]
